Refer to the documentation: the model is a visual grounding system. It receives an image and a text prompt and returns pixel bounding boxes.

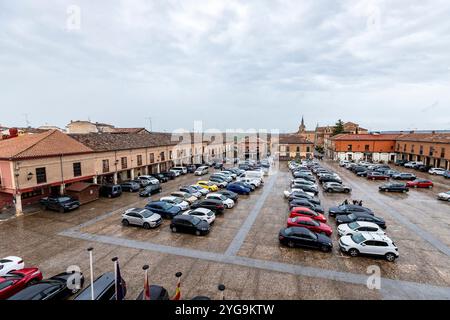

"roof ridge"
[14,129,56,158]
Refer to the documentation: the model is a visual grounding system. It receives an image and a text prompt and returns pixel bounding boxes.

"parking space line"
[58,229,450,299]
[224,173,278,256]
[323,162,450,258]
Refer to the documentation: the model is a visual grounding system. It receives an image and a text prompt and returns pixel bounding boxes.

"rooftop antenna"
[146,117,152,132]
[22,113,30,127]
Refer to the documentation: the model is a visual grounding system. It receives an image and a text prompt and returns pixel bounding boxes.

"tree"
[332,119,345,136]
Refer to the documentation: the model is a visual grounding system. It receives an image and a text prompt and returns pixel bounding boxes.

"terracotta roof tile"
[279,134,313,144]
[396,133,450,143]
[331,134,400,141]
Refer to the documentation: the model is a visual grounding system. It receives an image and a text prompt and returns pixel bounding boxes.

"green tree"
[332,119,345,136]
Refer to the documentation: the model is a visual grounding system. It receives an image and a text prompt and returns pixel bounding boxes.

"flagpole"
[218,284,226,300]
[112,257,118,301]
[87,247,94,301]
[143,264,149,300]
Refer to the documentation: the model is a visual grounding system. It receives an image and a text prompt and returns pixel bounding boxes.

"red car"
[406,179,434,189]
[287,216,333,236]
[0,268,43,299]
[367,172,389,180]
[289,207,327,223]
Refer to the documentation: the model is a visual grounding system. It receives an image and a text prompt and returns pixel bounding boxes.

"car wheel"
[344,189,350,193]
[288,241,295,248]
[143,223,151,229]
[385,253,396,262]
[349,248,359,257]
[122,219,129,226]
[195,230,201,236]
[158,188,162,193]
[321,245,331,252]
[171,227,177,233]
[403,190,407,193]
[326,189,331,192]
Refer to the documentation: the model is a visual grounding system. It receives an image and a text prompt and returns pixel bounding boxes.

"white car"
[283,189,315,198]
[194,166,209,176]
[404,161,423,168]
[172,166,187,174]
[220,170,237,179]
[212,173,232,182]
[339,160,350,167]
[339,232,399,262]
[160,196,189,210]
[337,222,386,237]
[121,208,162,229]
[170,169,181,176]
[137,175,159,185]
[183,208,216,224]
[237,177,261,188]
[429,167,446,175]
[291,179,317,188]
[206,193,235,208]
[0,256,24,276]
[190,185,210,195]
[437,191,450,201]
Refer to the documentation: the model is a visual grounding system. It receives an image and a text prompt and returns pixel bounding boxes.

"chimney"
[409,130,414,134]
[431,130,436,135]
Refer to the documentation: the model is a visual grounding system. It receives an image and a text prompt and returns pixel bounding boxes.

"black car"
[132,178,149,188]
[319,176,342,184]
[75,272,125,300]
[136,285,170,300]
[145,201,181,219]
[279,227,333,252]
[336,212,386,229]
[291,183,318,195]
[395,159,408,166]
[170,215,210,236]
[416,165,433,172]
[186,165,197,173]
[99,184,122,198]
[40,196,80,213]
[161,171,176,180]
[287,192,321,205]
[152,173,169,183]
[120,181,141,192]
[190,199,225,214]
[379,183,409,193]
[293,172,316,182]
[139,184,162,197]
[392,172,416,180]
[216,190,239,202]
[351,166,367,174]
[328,204,373,217]
[289,199,324,213]
[8,271,85,300]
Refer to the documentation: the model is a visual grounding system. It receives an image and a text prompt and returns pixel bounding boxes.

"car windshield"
[161,202,171,209]
[140,210,155,218]
[0,259,12,263]
[59,197,72,202]
[351,233,366,244]
[191,217,201,225]
[171,198,182,204]
[348,222,360,230]
[347,214,356,220]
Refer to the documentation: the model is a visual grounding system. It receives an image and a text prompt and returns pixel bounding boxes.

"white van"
[244,170,264,184]
[194,166,209,176]
[172,166,187,174]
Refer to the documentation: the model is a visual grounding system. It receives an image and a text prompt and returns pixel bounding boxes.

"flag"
[115,259,126,300]
[171,272,182,300]
[144,268,150,300]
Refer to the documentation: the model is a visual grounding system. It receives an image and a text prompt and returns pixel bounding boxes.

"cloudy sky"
[1,0,450,132]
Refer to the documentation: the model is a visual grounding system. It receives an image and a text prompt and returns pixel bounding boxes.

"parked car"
[328,204,373,217]
[137,175,160,184]
[206,193,235,209]
[428,167,446,175]
[337,222,386,237]
[287,216,332,236]
[209,175,228,188]
[152,173,169,183]
[437,191,450,201]
[212,173,232,183]
[395,159,408,166]
[356,170,371,177]
[0,256,24,276]
[406,179,434,189]
[136,285,170,300]
[139,183,162,197]
[416,165,433,172]
[160,196,190,211]
[289,206,327,223]
[319,175,342,184]
[392,172,416,180]
[170,191,198,205]
[367,172,389,181]
[339,232,398,261]
[186,165,197,173]
[8,271,85,300]
[336,212,386,229]
[74,272,123,300]
[0,268,43,300]
[182,208,216,224]
[161,171,176,180]
[194,166,209,176]
[169,169,182,177]
[444,171,450,179]
[39,196,81,213]
[289,199,324,213]
[170,215,210,236]
[121,208,162,229]
[133,178,150,188]
[234,181,255,192]
[291,183,318,195]
[190,199,225,214]
[287,191,321,205]
[221,170,237,179]
[120,181,141,192]
[323,182,351,193]
[278,227,333,252]
[404,161,423,168]
[216,190,239,202]
[379,183,409,193]
[145,201,181,219]
[190,184,210,196]
[226,183,251,195]
[99,184,122,198]
[385,169,401,177]
[237,177,261,188]
[196,181,219,192]
[179,186,202,198]
[293,172,316,182]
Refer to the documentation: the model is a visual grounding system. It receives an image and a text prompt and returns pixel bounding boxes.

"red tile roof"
[332,134,400,141]
[279,134,313,144]
[396,133,450,144]
[0,130,93,160]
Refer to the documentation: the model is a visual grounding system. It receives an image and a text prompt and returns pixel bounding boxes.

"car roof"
[358,232,392,242]
[161,196,177,201]
[286,226,313,235]
[348,221,380,228]
[8,281,63,300]
[189,208,211,214]
[75,272,114,300]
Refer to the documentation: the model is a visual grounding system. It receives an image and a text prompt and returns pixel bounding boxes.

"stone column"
[130,169,135,180]
[93,176,98,184]
[157,163,161,173]
[113,172,118,184]
[15,193,23,216]
[60,184,65,195]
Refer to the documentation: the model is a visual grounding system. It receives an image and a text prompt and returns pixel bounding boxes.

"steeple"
[298,115,306,133]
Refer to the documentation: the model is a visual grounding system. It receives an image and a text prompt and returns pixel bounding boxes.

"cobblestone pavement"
[1,163,450,299]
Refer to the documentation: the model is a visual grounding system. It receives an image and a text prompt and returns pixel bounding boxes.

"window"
[169,151,173,159]
[137,155,143,166]
[306,146,310,153]
[419,146,423,155]
[347,144,352,151]
[121,157,127,169]
[73,162,82,177]
[429,147,434,156]
[296,146,300,152]
[160,152,165,161]
[441,148,445,158]
[150,153,155,163]
[396,143,400,151]
[102,160,110,173]
[364,145,369,151]
[403,144,406,152]
[411,144,414,153]
[36,167,47,184]
[286,146,290,152]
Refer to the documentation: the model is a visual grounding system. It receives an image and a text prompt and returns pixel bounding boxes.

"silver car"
[121,208,162,229]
